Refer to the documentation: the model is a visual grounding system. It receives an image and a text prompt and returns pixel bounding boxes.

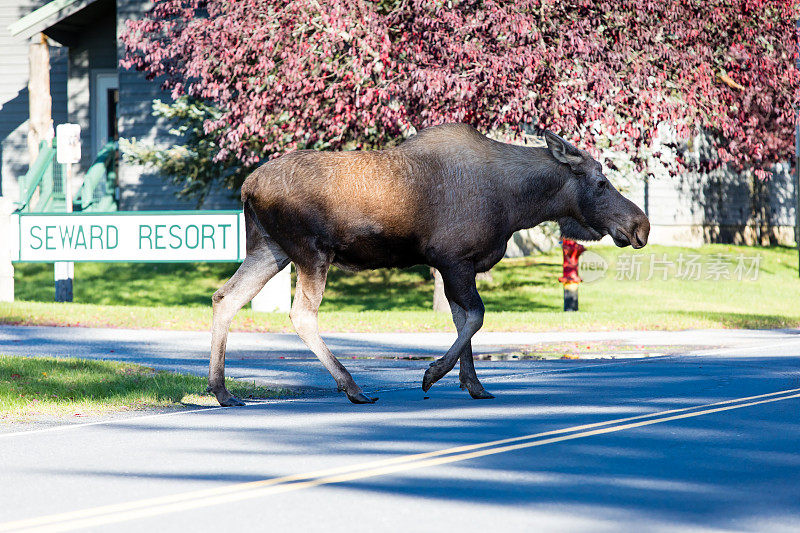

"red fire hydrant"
[559,239,585,311]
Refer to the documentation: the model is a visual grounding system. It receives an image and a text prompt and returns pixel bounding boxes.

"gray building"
[629,163,796,247]
[1,0,237,212]
[0,0,796,246]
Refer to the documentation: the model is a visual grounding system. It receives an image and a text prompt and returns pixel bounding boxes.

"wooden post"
[28,33,52,163]
[64,162,73,212]
[55,161,74,302]
[54,162,74,302]
[54,262,73,302]
[54,123,81,304]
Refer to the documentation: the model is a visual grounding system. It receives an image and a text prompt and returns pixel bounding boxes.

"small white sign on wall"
[56,123,81,164]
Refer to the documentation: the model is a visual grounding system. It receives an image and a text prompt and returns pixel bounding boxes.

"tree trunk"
[28,33,52,163]
[750,171,776,246]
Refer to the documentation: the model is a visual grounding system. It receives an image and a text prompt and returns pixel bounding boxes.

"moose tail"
[243,199,273,244]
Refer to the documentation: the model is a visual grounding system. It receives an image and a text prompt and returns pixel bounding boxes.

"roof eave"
[7,0,101,40]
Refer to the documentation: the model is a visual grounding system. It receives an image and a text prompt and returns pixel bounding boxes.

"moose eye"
[597,180,608,190]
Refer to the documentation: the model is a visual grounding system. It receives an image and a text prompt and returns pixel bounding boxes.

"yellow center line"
[2,388,799,533]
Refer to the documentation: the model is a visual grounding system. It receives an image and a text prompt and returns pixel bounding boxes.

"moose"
[208,124,649,406]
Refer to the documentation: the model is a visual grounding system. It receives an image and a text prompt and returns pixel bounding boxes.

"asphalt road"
[1,326,800,532]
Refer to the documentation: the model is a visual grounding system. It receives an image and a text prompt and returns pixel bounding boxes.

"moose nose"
[631,217,650,249]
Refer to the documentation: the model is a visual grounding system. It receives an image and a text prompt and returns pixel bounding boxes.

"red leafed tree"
[121,0,799,183]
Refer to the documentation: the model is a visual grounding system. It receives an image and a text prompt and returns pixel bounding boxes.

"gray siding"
[0,0,68,206]
[116,0,237,210]
[66,0,117,173]
[642,160,796,245]
[116,0,174,210]
[1,0,234,212]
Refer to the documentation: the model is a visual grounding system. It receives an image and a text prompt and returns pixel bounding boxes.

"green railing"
[17,139,61,213]
[16,139,118,213]
[79,141,118,212]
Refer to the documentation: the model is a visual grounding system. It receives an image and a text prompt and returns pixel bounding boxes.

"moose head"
[543,130,650,249]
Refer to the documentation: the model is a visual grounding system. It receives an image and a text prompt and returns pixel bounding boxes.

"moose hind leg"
[450,301,494,399]
[209,240,289,407]
[291,263,376,404]
[423,265,485,392]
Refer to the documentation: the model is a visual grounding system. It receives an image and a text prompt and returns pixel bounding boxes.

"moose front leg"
[449,301,494,399]
[423,265,485,392]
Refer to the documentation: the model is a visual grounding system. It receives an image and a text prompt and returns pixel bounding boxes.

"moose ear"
[543,130,585,169]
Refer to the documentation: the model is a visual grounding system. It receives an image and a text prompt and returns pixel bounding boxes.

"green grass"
[13,262,237,307]
[0,355,288,420]
[4,244,799,332]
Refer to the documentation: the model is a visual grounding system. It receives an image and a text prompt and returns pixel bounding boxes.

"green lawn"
[0,355,288,420]
[3,244,799,332]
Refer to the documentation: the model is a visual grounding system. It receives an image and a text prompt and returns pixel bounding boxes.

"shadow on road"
[25,355,800,530]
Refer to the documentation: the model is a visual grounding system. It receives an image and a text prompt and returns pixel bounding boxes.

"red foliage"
[121,0,799,175]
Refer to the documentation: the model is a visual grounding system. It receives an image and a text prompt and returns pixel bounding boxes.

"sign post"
[54,123,80,302]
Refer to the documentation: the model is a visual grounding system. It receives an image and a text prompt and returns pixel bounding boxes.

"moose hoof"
[347,391,378,404]
[218,395,246,407]
[208,386,246,407]
[460,380,495,399]
[422,366,443,392]
[467,387,495,400]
